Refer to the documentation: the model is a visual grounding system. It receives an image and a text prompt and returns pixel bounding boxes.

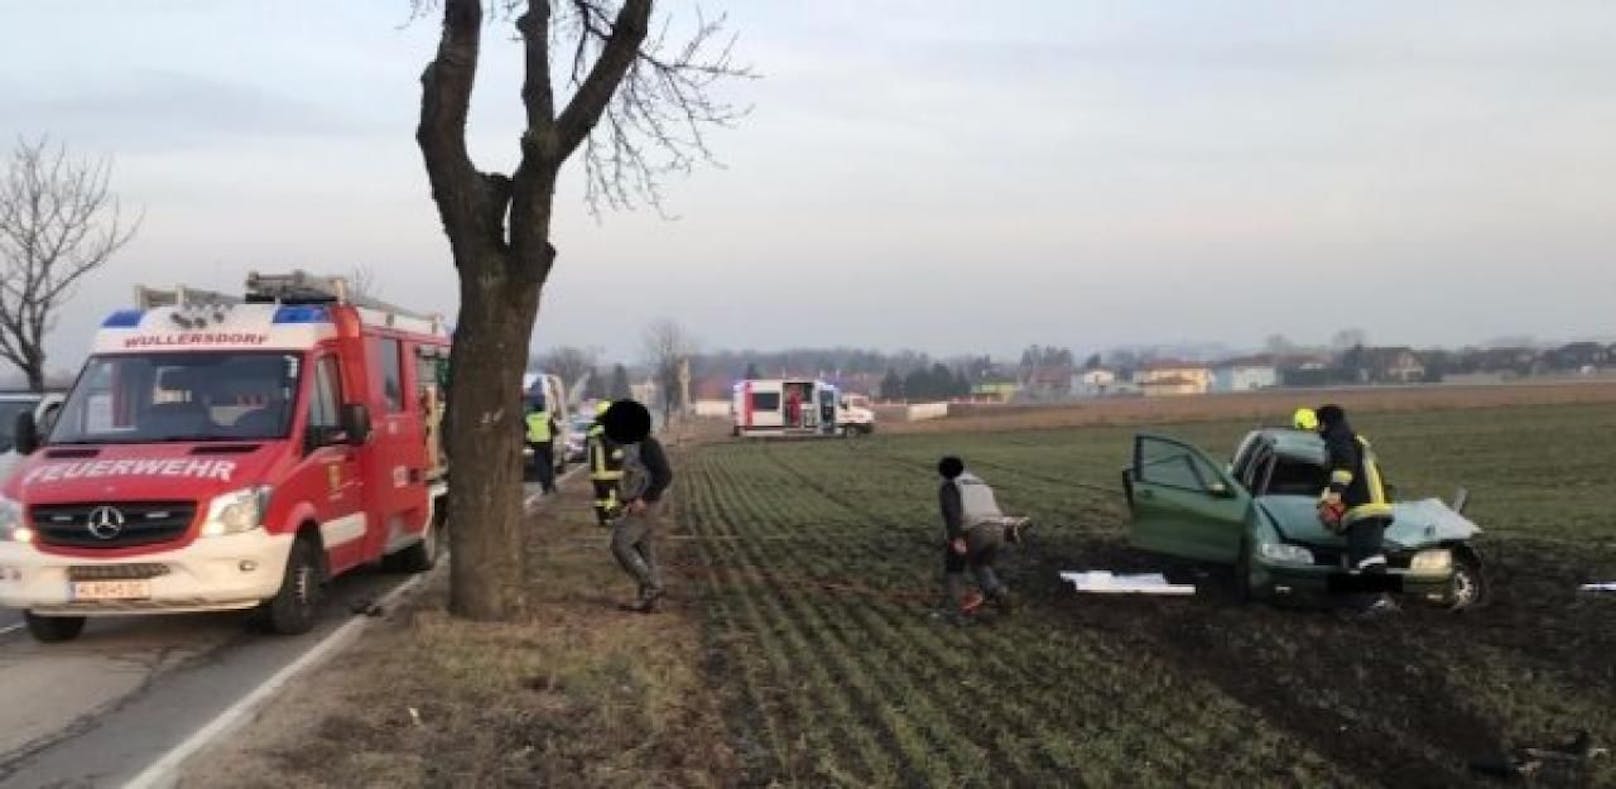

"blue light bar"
[102,309,144,328]
[272,305,331,324]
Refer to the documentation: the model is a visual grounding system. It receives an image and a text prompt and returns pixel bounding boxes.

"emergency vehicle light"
[272,305,331,324]
[102,310,144,328]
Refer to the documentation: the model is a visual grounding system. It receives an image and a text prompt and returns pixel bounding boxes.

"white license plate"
[71,580,152,601]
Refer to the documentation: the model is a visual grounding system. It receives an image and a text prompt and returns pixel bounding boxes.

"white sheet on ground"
[1060,570,1196,595]
[1580,582,1616,592]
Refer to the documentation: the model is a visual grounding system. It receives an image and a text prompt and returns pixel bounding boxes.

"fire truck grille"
[30,502,198,549]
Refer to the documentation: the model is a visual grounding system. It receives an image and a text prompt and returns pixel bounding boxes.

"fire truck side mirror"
[12,412,39,455]
[341,404,372,446]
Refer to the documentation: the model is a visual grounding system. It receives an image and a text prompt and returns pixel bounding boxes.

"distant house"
[1134,360,1212,396]
[1466,347,1538,377]
[971,381,1020,403]
[1270,353,1334,387]
[1346,347,1427,384]
[1072,368,1118,397]
[1546,342,1611,372]
[1211,355,1279,392]
[1022,366,1074,401]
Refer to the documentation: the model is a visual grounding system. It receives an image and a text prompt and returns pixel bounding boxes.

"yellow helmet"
[594,400,611,417]
[1292,407,1319,431]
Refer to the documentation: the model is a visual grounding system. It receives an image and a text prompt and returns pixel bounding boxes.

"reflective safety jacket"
[525,411,554,443]
[587,424,623,484]
[1323,425,1394,525]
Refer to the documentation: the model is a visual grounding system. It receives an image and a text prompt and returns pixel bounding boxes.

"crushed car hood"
[1257,495,1481,550]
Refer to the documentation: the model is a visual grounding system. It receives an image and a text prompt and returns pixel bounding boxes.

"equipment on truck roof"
[135,269,444,333]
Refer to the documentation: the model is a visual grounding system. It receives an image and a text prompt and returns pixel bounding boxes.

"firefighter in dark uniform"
[1310,404,1398,616]
[587,401,624,526]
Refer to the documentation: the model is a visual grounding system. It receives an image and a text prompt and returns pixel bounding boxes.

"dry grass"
[889,380,1616,434]
[181,427,735,789]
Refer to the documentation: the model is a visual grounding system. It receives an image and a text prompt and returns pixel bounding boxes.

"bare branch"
[0,136,139,390]
[554,0,653,159]
[552,1,756,215]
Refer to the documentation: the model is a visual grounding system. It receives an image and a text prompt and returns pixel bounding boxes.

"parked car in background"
[0,391,67,483]
[1124,427,1485,610]
[563,413,594,464]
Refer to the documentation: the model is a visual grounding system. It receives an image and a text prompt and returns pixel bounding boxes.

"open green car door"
[1127,434,1251,563]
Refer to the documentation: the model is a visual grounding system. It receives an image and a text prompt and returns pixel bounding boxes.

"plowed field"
[683,402,1616,786]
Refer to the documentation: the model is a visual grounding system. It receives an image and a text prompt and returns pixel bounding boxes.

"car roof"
[1252,427,1328,465]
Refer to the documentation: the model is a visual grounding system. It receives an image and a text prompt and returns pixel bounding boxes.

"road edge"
[121,566,434,789]
[127,466,584,789]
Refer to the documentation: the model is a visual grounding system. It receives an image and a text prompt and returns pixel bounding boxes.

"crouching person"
[599,400,674,614]
[937,456,1028,617]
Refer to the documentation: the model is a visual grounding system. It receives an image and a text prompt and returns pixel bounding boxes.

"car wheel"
[253,536,323,635]
[25,612,86,643]
[1447,550,1487,611]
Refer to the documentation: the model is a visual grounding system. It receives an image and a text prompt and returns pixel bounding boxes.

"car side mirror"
[12,412,39,455]
[1207,482,1235,499]
[341,404,372,446]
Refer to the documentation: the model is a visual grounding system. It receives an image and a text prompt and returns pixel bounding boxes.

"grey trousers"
[945,522,1007,597]
[611,503,663,594]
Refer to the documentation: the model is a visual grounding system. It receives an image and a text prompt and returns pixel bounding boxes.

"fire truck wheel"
[24,612,86,643]
[254,536,323,635]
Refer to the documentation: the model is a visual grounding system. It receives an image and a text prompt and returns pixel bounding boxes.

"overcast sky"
[3,0,1614,369]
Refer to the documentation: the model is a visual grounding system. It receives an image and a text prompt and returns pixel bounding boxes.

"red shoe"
[959,591,985,615]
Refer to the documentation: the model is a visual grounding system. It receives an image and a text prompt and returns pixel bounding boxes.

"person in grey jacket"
[938,456,1028,616]
[600,400,674,613]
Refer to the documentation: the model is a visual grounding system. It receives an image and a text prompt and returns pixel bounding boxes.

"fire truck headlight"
[201,487,270,537]
[0,496,30,543]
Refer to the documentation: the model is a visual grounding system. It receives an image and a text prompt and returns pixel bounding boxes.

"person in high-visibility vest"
[524,396,559,494]
[587,400,625,526]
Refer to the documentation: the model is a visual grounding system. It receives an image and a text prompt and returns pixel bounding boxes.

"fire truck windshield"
[48,352,302,444]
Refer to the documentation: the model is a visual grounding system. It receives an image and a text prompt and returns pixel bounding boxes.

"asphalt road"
[0,566,408,788]
[0,480,551,789]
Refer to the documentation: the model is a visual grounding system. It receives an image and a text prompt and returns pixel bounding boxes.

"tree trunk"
[24,351,44,393]
[445,246,545,621]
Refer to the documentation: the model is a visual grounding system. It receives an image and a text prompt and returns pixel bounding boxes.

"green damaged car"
[1122,428,1485,609]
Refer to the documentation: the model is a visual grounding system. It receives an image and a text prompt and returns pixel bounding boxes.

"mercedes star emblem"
[86,505,126,540]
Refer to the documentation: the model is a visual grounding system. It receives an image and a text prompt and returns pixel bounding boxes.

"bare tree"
[415,1,747,620]
[533,345,600,403]
[1331,328,1369,350]
[0,137,140,391]
[642,317,693,421]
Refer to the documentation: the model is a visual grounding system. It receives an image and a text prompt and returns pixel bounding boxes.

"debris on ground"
[1579,582,1616,593]
[1060,571,1195,596]
[1470,731,1607,780]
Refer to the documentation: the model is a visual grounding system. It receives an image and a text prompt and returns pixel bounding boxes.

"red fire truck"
[0,271,450,642]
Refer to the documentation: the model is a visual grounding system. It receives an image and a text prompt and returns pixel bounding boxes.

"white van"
[732,379,875,437]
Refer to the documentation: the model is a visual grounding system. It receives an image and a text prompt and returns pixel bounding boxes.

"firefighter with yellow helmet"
[1296,403,1399,618]
[587,401,625,526]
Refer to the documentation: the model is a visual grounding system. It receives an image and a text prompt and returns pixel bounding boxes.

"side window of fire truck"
[371,337,405,413]
[308,357,342,435]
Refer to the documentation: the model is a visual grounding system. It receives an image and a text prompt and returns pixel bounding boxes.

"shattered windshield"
[48,352,302,444]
